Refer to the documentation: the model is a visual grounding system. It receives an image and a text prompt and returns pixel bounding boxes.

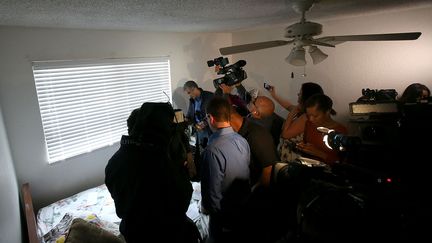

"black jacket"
[105,102,194,243]
[105,135,193,242]
[185,89,214,124]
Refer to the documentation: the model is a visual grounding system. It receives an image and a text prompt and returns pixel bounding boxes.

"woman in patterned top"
[268,82,324,162]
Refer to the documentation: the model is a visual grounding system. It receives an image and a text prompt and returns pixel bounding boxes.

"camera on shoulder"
[207,56,248,89]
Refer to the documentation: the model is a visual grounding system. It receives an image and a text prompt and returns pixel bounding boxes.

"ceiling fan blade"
[303,39,335,48]
[315,32,422,46]
[219,40,293,55]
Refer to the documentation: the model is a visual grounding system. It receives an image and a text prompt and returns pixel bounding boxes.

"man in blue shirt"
[200,97,251,243]
[184,80,214,145]
[184,80,214,180]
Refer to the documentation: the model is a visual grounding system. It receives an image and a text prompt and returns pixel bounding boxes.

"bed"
[22,182,209,243]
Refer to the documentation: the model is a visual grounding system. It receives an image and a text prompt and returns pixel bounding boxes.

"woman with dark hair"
[398,83,430,103]
[296,94,347,165]
[267,82,324,162]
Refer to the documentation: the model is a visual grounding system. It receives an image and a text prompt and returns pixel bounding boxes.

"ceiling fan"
[219,0,421,66]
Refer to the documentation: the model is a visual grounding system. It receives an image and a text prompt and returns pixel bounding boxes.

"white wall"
[0,105,22,243]
[231,6,432,125]
[0,26,230,210]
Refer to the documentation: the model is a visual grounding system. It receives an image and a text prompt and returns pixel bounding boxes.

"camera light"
[318,126,361,151]
[319,127,335,150]
[323,134,330,149]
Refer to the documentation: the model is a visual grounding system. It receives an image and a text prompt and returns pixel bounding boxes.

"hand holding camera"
[195,121,207,131]
[219,83,233,94]
[194,111,208,131]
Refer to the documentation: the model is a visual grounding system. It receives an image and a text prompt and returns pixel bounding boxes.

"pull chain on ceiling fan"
[219,0,421,66]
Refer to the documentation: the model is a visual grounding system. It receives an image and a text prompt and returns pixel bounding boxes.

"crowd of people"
[104,78,430,243]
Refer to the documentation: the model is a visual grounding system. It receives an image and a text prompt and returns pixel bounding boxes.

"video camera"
[317,127,362,151]
[207,56,247,89]
[270,87,430,241]
[271,141,403,242]
[358,88,398,102]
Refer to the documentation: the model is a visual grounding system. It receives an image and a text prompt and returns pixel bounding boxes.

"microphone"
[163,91,170,102]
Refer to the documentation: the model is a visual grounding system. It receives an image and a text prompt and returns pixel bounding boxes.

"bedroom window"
[32,57,172,163]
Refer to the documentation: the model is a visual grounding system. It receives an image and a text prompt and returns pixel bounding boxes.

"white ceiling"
[0,0,431,32]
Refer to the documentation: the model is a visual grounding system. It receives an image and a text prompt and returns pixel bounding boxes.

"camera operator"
[183,80,214,180]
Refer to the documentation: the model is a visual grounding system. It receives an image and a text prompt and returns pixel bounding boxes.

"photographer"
[183,80,214,180]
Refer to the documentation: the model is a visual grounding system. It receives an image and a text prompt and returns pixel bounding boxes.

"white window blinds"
[32,57,172,163]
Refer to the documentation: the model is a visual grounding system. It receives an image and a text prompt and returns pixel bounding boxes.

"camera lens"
[207,60,215,67]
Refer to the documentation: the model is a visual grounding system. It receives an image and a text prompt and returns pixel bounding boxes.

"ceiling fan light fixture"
[286,47,306,66]
[309,45,328,64]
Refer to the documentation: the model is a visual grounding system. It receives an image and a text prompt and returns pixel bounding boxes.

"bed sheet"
[37,182,209,242]
[37,184,120,242]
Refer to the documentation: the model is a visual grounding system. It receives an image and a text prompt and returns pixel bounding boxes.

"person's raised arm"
[281,112,307,139]
[267,85,296,111]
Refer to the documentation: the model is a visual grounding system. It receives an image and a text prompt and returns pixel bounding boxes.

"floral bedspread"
[37,183,209,242]
[37,184,120,242]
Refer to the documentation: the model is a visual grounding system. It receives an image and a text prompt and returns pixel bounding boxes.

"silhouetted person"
[105,103,198,243]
